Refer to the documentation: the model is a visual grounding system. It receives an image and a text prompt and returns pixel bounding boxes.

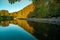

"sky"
[0,0,32,13]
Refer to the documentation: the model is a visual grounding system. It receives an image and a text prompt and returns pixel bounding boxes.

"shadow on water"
[28,21,60,40]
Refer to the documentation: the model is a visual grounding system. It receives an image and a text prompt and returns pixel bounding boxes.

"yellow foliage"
[12,3,35,34]
[0,3,35,34]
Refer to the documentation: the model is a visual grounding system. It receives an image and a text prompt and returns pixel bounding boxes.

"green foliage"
[0,16,14,21]
[8,0,21,4]
[28,0,60,18]
[0,17,2,21]
[49,0,60,17]
[28,0,60,40]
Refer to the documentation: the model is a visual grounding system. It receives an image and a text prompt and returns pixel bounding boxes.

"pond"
[0,21,37,40]
[28,21,60,40]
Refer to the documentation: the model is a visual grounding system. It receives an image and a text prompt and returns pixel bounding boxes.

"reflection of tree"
[28,21,60,40]
[0,19,34,34]
[0,20,17,27]
[0,21,9,27]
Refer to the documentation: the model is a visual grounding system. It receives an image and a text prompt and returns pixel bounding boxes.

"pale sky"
[0,0,32,13]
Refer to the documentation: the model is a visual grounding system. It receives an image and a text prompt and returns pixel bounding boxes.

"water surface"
[0,24,37,40]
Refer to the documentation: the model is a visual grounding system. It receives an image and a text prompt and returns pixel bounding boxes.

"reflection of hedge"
[28,0,60,18]
[0,16,14,21]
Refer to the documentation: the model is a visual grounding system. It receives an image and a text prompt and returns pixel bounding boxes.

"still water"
[0,24,37,40]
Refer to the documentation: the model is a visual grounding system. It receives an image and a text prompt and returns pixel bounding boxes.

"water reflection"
[0,24,37,40]
[28,21,60,40]
[0,21,9,26]
[0,20,34,34]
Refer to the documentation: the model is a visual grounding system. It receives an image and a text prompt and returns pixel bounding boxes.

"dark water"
[0,24,37,40]
[28,21,60,40]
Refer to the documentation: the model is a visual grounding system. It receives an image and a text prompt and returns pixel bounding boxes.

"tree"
[8,0,21,4]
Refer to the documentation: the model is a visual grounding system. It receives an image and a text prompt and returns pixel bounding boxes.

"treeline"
[0,16,14,21]
[28,0,60,18]
[0,10,14,21]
